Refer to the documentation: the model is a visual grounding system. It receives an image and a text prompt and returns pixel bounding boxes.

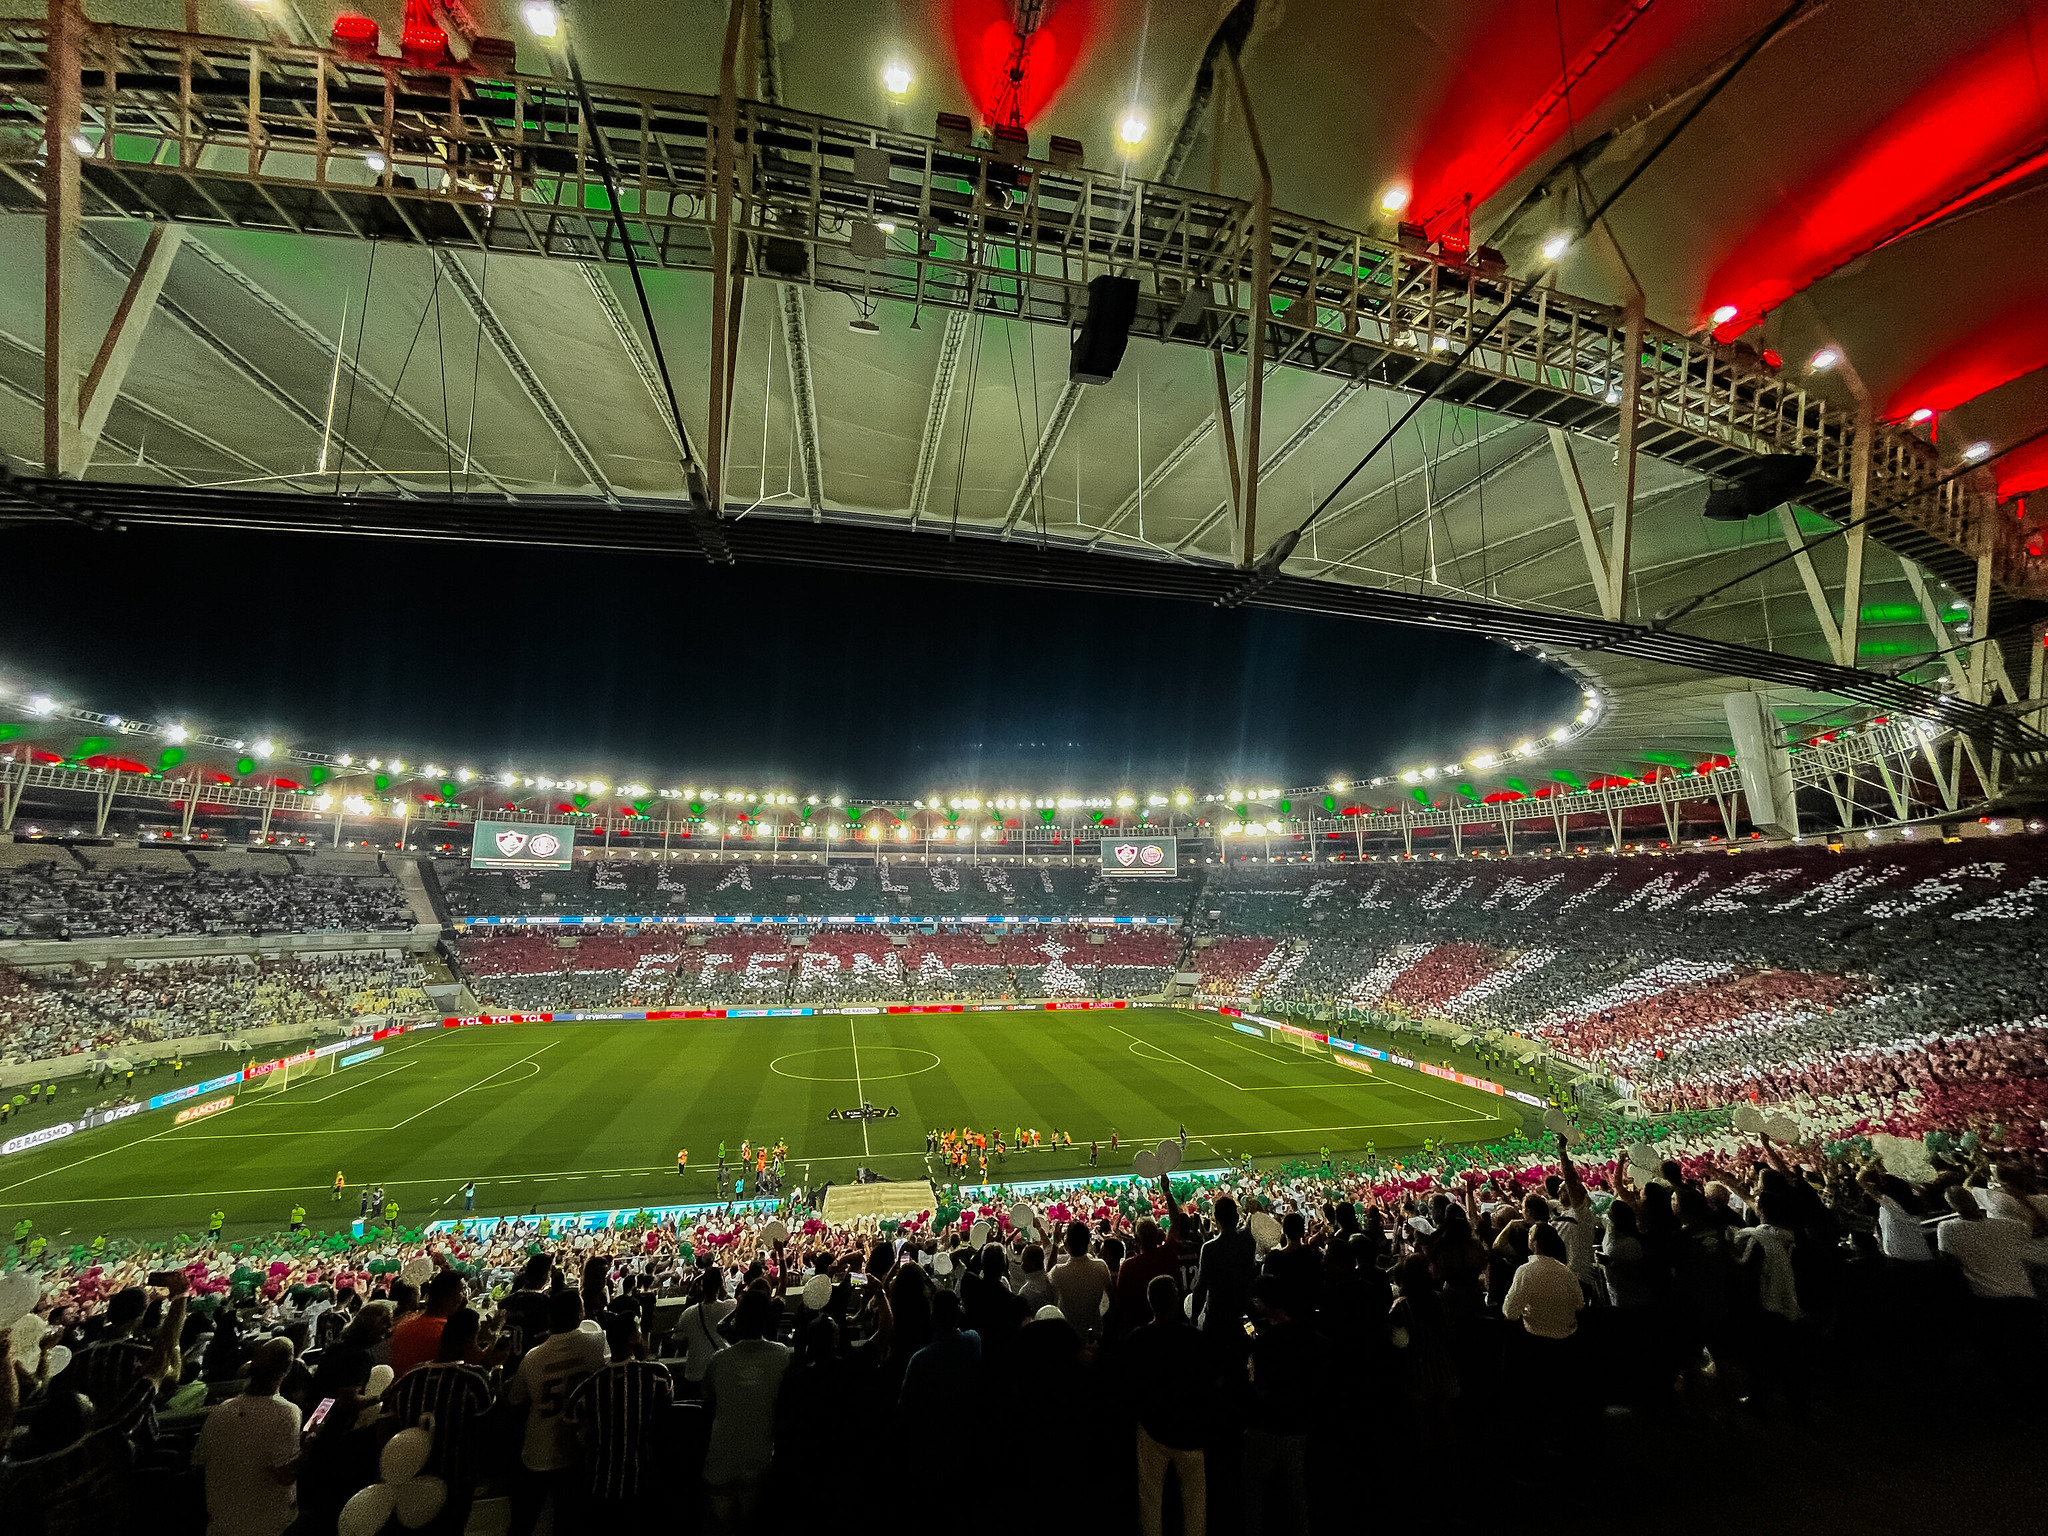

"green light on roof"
[159,747,184,768]
[0,724,21,741]
[1552,770,1585,790]
[1457,783,1481,801]
[79,736,107,754]
[1857,639,1917,656]
[308,765,327,785]
[572,793,590,809]
[374,774,390,792]
[1506,776,1529,793]
[1409,786,1430,805]
[235,756,256,776]
[1859,602,1921,625]
[440,781,458,799]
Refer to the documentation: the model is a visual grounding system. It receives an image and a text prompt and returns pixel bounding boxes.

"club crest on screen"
[494,829,529,857]
[1113,844,1139,866]
[528,833,562,859]
[1140,844,1164,866]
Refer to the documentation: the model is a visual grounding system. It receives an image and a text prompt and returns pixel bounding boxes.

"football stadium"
[4,2,2048,1532]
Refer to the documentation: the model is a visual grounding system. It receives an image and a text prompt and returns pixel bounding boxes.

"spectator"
[388,1268,465,1379]
[507,1288,608,1536]
[1,1272,189,1536]
[1122,1273,1213,1536]
[192,1338,301,1536]
[1048,1220,1112,1340]
[385,1308,496,1536]
[1192,1195,1255,1338]
[701,1288,792,1532]
[673,1266,736,1395]
[1938,1184,2037,1301]
[565,1319,674,1526]
[1242,1277,1324,1536]
[898,1288,980,1421]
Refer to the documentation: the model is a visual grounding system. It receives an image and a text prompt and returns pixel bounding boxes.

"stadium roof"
[1,0,2045,800]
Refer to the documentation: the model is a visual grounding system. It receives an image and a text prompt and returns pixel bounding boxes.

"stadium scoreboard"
[1099,835,1177,877]
[471,819,575,870]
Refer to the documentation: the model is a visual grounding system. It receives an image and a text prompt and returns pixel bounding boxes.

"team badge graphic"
[528,833,562,859]
[494,829,529,857]
[1114,844,1139,866]
[1139,844,1164,866]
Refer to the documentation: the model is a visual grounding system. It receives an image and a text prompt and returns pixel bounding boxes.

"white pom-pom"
[339,1482,397,1536]
[394,1477,447,1530]
[380,1426,432,1483]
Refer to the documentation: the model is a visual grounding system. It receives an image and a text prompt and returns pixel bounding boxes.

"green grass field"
[1,1009,1521,1243]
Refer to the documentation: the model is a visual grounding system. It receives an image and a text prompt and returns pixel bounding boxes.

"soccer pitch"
[0,1008,1522,1242]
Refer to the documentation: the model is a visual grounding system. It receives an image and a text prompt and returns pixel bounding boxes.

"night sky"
[2,521,1577,794]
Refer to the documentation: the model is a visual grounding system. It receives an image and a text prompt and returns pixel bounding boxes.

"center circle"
[767,1046,942,1084]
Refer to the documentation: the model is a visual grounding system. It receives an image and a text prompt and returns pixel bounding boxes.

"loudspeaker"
[1702,453,1816,521]
[1070,274,1141,385]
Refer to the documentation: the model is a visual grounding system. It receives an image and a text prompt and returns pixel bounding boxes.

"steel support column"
[435,250,614,498]
[1225,49,1271,570]
[67,222,184,478]
[908,308,971,526]
[41,0,83,479]
[1002,378,1085,536]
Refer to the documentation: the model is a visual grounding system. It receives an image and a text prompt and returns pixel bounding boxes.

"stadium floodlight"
[1541,233,1571,260]
[166,724,189,744]
[390,760,405,774]
[1963,441,1992,461]
[314,794,333,810]
[254,739,274,758]
[1808,347,1840,371]
[364,152,387,174]
[457,768,474,782]
[1711,304,1739,326]
[882,59,912,96]
[1379,185,1409,214]
[1908,407,1934,425]
[521,2,561,39]
[1175,793,1190,806]
[1551,727,1571,741]
[1118,112,1148,147]
[588,780,606,794]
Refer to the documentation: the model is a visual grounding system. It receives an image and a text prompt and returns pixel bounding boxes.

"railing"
[0,716,1979,846]
[0,20,2018,590]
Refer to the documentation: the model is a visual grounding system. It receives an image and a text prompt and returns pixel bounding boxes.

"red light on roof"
[332,14,379,56]
[1760,348,1783,370]
[400,0,449,67]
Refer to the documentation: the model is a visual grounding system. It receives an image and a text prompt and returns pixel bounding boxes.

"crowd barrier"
[440,1000,1137,1026]
[459,914,1176,927]
[1207,1005,1548,1108]
[0,1028,395,1157]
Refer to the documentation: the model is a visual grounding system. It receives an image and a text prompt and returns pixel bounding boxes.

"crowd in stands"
[5,1101,2045,1535]
[455,926,1182,1010]
[0,851,413,941]
[438,855,1196,923]
[0,952,431,1065]
[1194,836,2048,1158]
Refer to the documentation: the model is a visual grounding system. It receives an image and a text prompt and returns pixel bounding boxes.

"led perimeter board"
[471,820,574,870]
[1100,835,1177,877]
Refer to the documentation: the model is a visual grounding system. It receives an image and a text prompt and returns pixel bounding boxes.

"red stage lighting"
[400,0,449,68]
[947,0,1096,129]
[1882,304,2048,421]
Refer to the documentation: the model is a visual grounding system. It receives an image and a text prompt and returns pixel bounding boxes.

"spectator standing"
[1122,1274,1213,1536]
[1192,1195,1255,1338]
[385,1308,497,1536]
[674,1266,737,1395]
[1049,1221,1112,1340]
[701,1289,792,1532]
[192,1338,302,1536]
[507,1289,608,1536]
[388,1268,465,1378]
[566,1324,675,1526]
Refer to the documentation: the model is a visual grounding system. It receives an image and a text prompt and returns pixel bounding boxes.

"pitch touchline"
[848,1017,869,1157]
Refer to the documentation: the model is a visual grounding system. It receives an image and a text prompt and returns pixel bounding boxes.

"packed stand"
[6,1104,2045,1536]
[456,924,1179,1012]
[439,855,1196,923]
[0,854,413,941]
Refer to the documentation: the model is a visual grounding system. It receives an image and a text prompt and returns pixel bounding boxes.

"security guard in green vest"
[208,1209,226,1240]
[289,1204,306,1232]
